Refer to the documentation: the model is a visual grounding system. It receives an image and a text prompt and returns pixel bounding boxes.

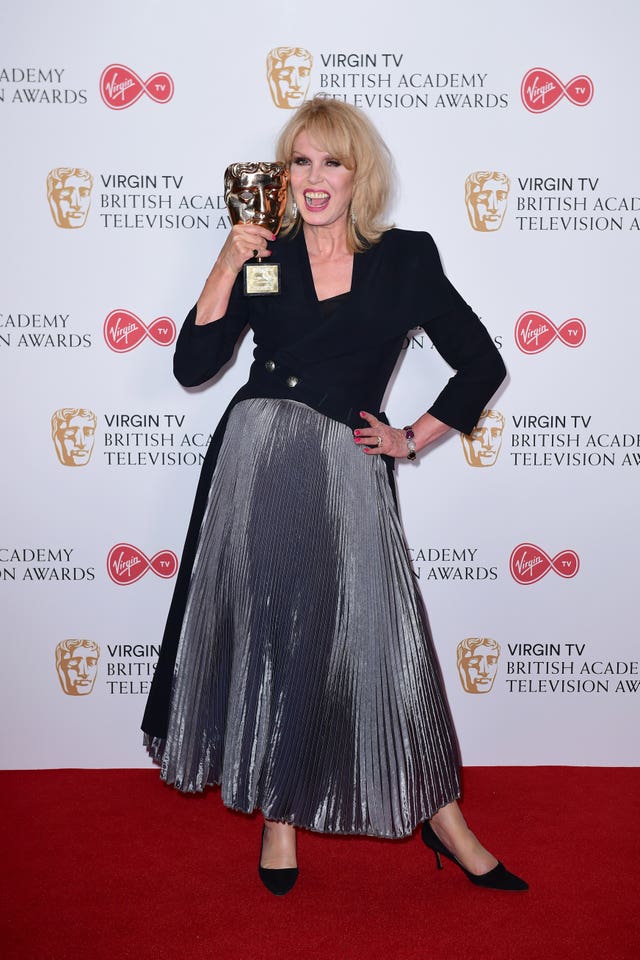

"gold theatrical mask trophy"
[224,161,288,295]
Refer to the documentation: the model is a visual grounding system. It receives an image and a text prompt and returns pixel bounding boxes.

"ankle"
[260,821,297,869]
[264,819,296,837]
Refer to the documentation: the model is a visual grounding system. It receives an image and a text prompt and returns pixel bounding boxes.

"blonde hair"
[275,97,393,253]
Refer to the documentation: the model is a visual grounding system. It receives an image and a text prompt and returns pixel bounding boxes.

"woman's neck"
[303,221,350,260]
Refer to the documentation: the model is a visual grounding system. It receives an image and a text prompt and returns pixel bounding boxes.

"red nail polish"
[271,234,277,241]
[354,430,361,436]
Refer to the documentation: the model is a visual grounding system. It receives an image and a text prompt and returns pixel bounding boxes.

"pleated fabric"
[146,398,460,838]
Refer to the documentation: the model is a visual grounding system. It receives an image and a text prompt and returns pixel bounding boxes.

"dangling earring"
[292,200,298,218]
[351,209,357,225]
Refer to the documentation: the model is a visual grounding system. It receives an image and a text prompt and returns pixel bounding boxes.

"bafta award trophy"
[224,161,289,295]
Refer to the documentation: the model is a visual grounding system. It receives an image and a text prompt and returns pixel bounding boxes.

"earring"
[351,209,357,225]
[292,200,298,218]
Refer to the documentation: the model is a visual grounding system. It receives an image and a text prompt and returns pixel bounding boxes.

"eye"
[237,190,254,202]
[292,156,310,166]
[326,159,341,167]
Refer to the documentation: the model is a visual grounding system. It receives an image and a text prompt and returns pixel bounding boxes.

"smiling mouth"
[304,191,330,210]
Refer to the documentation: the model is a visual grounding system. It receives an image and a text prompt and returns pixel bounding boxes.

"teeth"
[305,191,329,199]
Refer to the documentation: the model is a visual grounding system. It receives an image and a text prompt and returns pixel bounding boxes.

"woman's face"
[289,130,355,230]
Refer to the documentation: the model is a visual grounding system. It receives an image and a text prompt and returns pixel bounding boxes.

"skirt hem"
[145,734,460,840]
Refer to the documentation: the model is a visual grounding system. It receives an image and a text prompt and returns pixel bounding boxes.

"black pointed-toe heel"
[258,826,299,896]
[421,821,528,891]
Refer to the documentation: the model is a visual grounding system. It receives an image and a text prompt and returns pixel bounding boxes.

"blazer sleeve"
[172,274,249,387]
[419,235,506,435]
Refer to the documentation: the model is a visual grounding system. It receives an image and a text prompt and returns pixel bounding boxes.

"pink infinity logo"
[515,311,586,355]
[103,310,176,353]
[100,64,174,110]
[521,68,594,113]
[509,543,580,585]
[107,544,178,585]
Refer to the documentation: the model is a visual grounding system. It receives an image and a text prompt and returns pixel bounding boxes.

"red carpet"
[2,767,638,960]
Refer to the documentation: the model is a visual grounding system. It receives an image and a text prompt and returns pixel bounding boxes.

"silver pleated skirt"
[147,398,460,838]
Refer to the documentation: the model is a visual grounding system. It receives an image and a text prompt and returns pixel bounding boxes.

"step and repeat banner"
[2,1,638,769]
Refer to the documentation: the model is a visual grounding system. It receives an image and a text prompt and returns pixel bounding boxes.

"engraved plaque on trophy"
[224,161,288,295]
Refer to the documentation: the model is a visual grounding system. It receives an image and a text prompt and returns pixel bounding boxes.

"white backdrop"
[2,0,638,769]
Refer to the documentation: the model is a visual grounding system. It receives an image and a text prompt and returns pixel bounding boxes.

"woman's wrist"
[410,412,451,453]
[402,425,417,461]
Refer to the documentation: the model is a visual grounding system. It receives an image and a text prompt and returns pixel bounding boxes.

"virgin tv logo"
[515,312,586,354]
[103,310,176,352]
[521,68,594,113]
[107,544,178,585]
[100,64,174,110]
[509,543,580,584]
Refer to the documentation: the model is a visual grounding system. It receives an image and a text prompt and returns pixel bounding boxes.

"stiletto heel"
[258,825,299,896]
[421,821,528,891]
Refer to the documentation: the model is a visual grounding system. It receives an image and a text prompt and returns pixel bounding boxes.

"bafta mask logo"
[266,47,313,109]
[47,168,93,228]
[55,639,100,696]
[51,408,97,466]
[457,637,500,694]
[465,171,510,232]
[460,409,505,467]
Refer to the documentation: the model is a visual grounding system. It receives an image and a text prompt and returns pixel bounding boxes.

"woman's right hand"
[195,224,276,325]
[215,223,276,278]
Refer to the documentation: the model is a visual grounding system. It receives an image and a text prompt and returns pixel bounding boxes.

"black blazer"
[142,228,506,738]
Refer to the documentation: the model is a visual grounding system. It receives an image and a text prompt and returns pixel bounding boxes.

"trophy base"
[243,261,281,296]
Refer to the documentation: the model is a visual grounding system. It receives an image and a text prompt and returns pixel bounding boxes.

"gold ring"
[376,436,382,447]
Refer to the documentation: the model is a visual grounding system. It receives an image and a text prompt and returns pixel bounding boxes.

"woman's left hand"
[354,411,411,459]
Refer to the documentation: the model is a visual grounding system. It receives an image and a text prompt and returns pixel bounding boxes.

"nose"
[307,162,324,184]
[477,657,489,676]
[486,192,497,213]
[74,430,86,449]
[69,188,81,210]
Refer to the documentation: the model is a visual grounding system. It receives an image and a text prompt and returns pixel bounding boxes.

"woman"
[142,98,526,895]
